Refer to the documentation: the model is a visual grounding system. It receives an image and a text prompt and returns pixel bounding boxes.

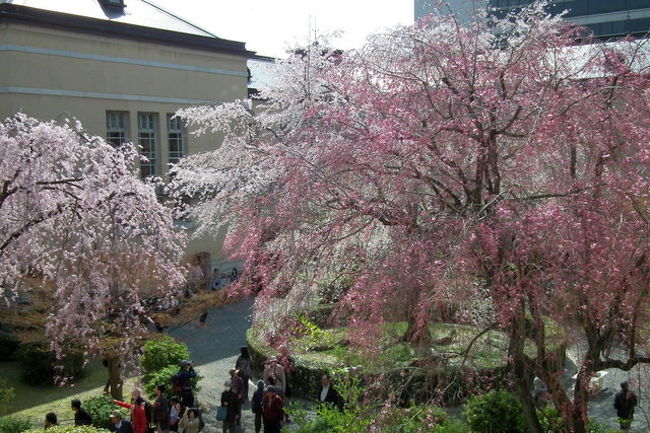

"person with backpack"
[251,380,265,433]
[614,381,638,431]
[262,385,284,433]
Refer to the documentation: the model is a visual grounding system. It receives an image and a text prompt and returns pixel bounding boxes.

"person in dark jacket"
[316,374,342,410]
[614,381,638,431]
[109,410,134,433]
[235,347,252,401]
[173,360,197,407]
[153,384,170,433]
[220,380,240,433]
[71,399,92,426]
[262,385,284,433]
[250,380,265,433]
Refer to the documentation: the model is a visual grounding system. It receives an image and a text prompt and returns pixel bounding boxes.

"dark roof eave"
[0,4,256,58]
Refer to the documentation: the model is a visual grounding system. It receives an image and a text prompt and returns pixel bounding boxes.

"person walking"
[220,380,240,433]
[152,384,170,433]
[235,347,252,401]
[614,381,638,431]
[251,380,265,433]
[263,356,286,396]
[262,385,284,433]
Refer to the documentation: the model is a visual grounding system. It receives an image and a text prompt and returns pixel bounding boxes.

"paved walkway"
[564,346,650,432]
[169,299,258,433]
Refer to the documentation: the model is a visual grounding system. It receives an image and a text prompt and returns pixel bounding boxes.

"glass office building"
[415,1,650,38]
[489,0,650,38]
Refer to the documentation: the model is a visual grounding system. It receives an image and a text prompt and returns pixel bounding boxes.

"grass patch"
[0,360,136,427]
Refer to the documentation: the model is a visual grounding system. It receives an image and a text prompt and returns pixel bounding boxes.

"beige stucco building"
[0,0,255,268]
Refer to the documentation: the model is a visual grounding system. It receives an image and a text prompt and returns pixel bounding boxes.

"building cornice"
[0,3,256,58]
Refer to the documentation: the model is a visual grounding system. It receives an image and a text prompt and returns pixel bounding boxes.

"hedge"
[23,426,109,433]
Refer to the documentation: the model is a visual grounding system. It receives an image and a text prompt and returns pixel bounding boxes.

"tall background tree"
[0,114,186,398]
[172,2,650,431]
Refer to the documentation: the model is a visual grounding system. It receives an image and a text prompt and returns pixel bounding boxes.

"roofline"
[251,53,276,62]
[0,3,256,58]
[139,0,219,39]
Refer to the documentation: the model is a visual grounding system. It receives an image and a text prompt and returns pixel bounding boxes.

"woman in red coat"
[114,397,148,433]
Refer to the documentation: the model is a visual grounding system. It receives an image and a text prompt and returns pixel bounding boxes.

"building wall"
[0,21,249,261]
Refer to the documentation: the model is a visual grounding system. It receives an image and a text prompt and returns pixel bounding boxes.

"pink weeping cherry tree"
[172,2,650,431]
[0,114,186,398]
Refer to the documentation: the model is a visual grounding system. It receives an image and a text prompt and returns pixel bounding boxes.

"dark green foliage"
[140,336,190,381]
[16,343,84,386]
[0,378,14,412]
[143,364,202,399]
[84,395,129,430]
[0,332,20,362]
[0,416,31,433]
[462,390,527,433]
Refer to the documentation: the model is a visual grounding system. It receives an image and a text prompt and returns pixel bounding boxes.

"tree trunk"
[402,315,432,349]
[569,371,590,433]
[107,356,123,400]
[509,307,544,433]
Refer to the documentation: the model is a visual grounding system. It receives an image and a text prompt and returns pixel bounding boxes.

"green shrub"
[16,343,84,386]
[462,389,527,433]
[84,395,129,430]
[0,378,14,412]
[433,419,473,433]
[140,336,190,380]
[23,426,109,433]
[0,416,31,433]
[143,364,203,400]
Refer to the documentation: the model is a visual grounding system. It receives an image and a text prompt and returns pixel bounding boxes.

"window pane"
[106,111,128,146]
[138,113,158,177]
[167,114,185,166]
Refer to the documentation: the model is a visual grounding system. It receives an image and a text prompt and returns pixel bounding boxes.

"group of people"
[218,347,287,433]
[210,268,239,291]
[45,346,349,433]
[218,350,344,433]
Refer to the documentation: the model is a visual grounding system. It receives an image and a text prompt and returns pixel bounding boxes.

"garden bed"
[247,318,566,403]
